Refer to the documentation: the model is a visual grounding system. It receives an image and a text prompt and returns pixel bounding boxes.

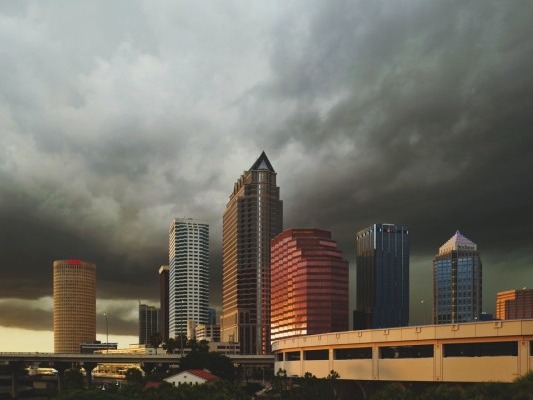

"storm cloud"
[1,0,532,338]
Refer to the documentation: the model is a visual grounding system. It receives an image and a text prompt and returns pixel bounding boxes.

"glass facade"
[355,224,410,329]
[433,231,482,324]
[221,152,283,355]
[270,229,349,342]
[139,304,160,345]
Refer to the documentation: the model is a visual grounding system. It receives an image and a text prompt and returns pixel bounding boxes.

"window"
[285,351,300,361]
[304,350,329,360]
[380,345,434,359]
[334,347,372,360]
[444,341,518,357]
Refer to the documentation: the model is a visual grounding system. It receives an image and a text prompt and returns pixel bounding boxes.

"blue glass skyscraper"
[355,224,410,329]
[433,231,482,324]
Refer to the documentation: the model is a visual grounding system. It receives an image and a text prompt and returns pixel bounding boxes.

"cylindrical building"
[53,259,96,353]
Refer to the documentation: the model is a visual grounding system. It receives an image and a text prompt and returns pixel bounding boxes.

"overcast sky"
[1,0,532,351]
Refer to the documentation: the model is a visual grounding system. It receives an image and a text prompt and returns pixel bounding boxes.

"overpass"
[0,352,273,367]
[272,319,533,384]
[0,352,273,397]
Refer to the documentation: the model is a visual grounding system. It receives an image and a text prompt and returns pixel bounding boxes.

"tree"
[124,368,144,385]
[198,339,210,352]
[162,337,177,354]
[372,383,415,400]
[180,351,236,381]
[149,332,163,354]
[63,368,84,391]
[511,371,533,400]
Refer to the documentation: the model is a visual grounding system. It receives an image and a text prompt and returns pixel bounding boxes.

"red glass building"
[270,229,349,342]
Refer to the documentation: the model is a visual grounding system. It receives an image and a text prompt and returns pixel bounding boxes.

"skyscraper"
[53,259,96,353]
[221,151,283,355]
[355,224,410,329]
[433,231,482,324]
[496,289,533,320]
[271,229,349,341]
[169,218,209,340]
[139,304,160,346]
[159,265,170,342]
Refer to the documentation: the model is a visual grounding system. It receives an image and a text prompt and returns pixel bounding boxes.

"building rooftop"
[439,230,477,254]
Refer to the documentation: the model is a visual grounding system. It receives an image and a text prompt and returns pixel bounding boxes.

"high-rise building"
[159,265,170,342]
[169,218,209,340]
[208,308,217,325]
[139,304,160,346]
[221,151,283,355]
[53,259,96,353]
[355,224,410,329]
[433,231,482,324]
[271,229,349,341]
[496,289,533,320]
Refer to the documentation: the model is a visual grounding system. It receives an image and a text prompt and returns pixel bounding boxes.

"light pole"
[420,300,427,325]
[103,313,109,354]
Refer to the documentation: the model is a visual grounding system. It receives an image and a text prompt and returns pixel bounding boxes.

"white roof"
[439,230,477,254]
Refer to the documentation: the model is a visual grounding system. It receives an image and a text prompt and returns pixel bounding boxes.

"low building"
[196,324,220,342]
[80,341,118,353]
[164,370,219,386]
[496,289,533,319]
[208,341,239,355]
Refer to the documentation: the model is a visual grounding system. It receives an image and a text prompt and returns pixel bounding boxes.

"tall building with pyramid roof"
[433,231,482,324]
[221,152,283,354]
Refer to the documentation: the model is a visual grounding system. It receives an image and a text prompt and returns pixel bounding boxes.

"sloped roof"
[186,369,219,381]
[439,230,477,254]
[165,369,219,383]
[249,151,274,172]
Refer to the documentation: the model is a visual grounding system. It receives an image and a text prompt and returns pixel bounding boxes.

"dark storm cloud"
[1,0,532,336]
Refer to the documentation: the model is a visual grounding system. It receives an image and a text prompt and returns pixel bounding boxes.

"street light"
[103,313,109,354]
[420,300,427,325]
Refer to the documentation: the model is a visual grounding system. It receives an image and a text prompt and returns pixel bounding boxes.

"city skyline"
[1,1,532,351]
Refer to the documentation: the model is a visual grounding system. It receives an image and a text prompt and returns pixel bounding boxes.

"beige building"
[497,289,533,320]
[53,259,96,353]
[273,319,533,383]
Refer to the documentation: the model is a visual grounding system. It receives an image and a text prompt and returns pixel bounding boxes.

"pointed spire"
[249,151,274,172]
[439,230,477,254]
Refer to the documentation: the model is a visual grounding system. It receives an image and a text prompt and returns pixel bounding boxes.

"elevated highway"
[272,319,533,383]
[0,352,273,367]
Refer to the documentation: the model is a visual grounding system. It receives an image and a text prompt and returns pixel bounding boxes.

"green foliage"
[511,371,533,400]
[179,351,236,381]
[327,370,340,380]
[149,332,163,354]
[372,383,415,400]
[63,368,85,391]
[124,367,144,385]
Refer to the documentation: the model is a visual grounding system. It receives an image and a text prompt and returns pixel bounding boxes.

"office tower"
[355,224,410,329]
[159,265,170,342]
[496,289,533,320]
[169,218,209,340]
[53,259,96,353]
[221,151,283,355]
[433,231,482,324]
[139,304,160,345]
[271,229,349,341]
[208,308,217,325]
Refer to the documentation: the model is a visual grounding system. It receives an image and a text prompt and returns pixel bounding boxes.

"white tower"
[169,218,209,340]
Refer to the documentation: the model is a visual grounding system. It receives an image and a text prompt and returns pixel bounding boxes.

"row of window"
[277,341,524,361]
